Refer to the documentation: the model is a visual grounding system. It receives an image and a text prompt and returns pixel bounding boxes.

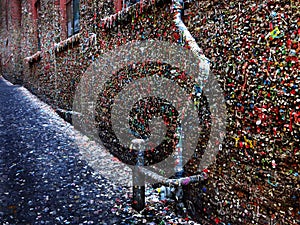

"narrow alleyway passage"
[0,77,202,225]
[0,77,132,225]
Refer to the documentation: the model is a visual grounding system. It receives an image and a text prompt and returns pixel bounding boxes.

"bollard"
[131,139,145,211]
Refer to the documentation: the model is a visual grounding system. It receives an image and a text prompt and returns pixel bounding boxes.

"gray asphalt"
[0,77,130,225]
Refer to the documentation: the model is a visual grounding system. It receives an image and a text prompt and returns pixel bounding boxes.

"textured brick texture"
[0,0,299,224]
[0,0,23,83]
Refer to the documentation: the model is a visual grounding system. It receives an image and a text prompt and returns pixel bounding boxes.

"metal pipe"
[131,139,146,211]
[172,0,210,86]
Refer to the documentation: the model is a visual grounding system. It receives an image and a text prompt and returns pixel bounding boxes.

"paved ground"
[0,77,199,225]
[0,77,135,225]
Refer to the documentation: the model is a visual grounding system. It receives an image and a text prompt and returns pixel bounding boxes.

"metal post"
[131,139,145,211]
[175,126,184,178]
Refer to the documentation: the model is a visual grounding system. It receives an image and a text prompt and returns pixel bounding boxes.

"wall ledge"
[100,0,165,29]
[24,51,42,64]
[54,32,81,53]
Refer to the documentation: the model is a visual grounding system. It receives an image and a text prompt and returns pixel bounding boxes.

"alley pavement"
[0,77,136,225]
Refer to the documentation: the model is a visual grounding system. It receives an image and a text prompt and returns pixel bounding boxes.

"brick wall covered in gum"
[183,1,299,224]
[22,0,175,110]
[0,0,173,103]
[0,0,299,224]
[0,0,23,83]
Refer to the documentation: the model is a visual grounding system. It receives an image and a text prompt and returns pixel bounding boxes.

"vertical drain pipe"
[172,0,211,172]
[172,0,211,216]
[172,0,210,86]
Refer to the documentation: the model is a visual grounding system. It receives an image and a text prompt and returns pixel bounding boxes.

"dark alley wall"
[0,0,23,83]
[0,0,299,224]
